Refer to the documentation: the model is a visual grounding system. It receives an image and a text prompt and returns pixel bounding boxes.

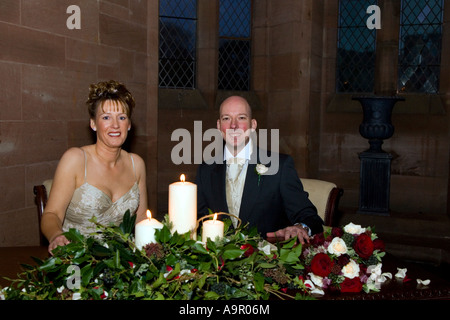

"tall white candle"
[202,213,224,243]
[168,174,197,235]
[135,210,163,250]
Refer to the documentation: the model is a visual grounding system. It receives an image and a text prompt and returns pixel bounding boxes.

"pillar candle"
[168,174,197,235]
[135,210,163,250]
[202,213,224,243]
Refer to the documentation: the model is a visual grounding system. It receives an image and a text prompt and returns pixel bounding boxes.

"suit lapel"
[211,163,228,213]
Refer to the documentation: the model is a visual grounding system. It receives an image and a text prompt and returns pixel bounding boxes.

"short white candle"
[168,174,197,235]
[135,210,163,250]
[202,213,224,243]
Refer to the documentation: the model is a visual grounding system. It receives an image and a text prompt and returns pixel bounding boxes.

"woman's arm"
[40,147,84,253]
[131,153,148,223]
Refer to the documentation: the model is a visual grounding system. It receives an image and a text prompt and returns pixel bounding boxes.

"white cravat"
[224,141,253,227]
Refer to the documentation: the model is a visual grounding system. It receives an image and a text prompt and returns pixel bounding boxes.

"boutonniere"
[255,164,269,186]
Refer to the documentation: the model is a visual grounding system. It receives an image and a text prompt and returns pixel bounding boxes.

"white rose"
[72,292,81,300]
[342,260,360,279]
[395,267,407,279]
[367,263,392,287]
[327,237,348,256]
[308,272,324,288]
[257,240,276,255]
[417,279,430,286]
[0,287,8,300]
[343,222,366,235]
[256,164,269,175]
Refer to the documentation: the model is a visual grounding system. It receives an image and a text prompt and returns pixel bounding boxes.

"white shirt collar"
[224,138,253,162]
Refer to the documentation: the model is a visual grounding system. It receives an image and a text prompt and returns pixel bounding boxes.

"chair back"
[300,178,343,227]
[33,179,53,246]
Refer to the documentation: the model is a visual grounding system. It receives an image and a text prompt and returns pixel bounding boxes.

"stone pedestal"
[358,151,392,215]
[353,95,404,216]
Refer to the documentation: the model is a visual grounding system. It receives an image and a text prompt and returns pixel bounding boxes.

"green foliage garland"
[1,211,311,300]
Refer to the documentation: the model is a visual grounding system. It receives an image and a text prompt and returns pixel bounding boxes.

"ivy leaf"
[151,273,166,289]
[222,248,245,260]
[193,242,209,254]
[258,262,277,269]
[63,228,85,243]
[155,225,171,243]
[81,264,93,286]
[39,257,61,272]
[114,249,121,269]
[206,238,217,253]
[91,243,111,257]
[119,209,136,235]
[253,272,265,292]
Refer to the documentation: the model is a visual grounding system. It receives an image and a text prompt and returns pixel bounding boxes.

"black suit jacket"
[195,149,323,237]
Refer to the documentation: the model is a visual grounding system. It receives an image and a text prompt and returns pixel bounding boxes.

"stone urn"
[352,95,405,152]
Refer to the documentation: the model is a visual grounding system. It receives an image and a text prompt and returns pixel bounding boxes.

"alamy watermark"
[66,265,81,290]
[65,4,381,30]
[66,5,81,30]
[171,121,280,175]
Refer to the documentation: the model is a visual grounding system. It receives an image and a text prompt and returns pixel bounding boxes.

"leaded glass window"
[336,0,377,93]
[159,0,197,89]
[398,0,444,93]
[218,0,252,91]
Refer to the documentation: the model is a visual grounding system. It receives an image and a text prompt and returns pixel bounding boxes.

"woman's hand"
[48,234,70,255]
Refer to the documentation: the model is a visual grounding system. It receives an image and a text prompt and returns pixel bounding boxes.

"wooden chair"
[33,179,53,246]
[300,178,343,227]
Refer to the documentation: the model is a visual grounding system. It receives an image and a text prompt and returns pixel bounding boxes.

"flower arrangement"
[1,212,397,300]
[0,211,310,300]
[299,222,390,295]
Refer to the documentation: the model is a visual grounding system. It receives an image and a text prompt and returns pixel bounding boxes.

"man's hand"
[266,225,310,245]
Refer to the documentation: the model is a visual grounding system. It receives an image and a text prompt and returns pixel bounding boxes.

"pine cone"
[330,263,342,275]
[144,243,165,260]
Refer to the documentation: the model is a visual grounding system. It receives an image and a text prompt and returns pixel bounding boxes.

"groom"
[195,96,323,244]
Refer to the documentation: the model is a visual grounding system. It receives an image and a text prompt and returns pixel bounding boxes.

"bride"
[40,80,148,254]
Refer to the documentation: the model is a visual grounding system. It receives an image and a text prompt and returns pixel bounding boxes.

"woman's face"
[90,100,131,149]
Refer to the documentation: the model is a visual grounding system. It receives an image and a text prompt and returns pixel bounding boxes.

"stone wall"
[0,0,158,246]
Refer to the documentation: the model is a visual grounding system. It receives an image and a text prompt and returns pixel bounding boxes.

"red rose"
[373,238,385,252]
[310,253,334,277]
[240,244,255,257]
[331,227,344,238]
[337,254,350,267]
[311,232,325,246]
[354,233,374,259]
[340,277,363,293]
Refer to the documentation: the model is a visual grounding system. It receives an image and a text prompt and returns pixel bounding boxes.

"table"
[1,246,449,300]
[0,246,49,288]
[319,254,450,300]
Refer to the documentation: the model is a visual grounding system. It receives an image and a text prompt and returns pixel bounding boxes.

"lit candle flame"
[213,213,218,223]
[146,209,152,220]
[180,174,185,182]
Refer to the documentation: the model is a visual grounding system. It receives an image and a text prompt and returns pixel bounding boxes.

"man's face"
[217,97,257,155]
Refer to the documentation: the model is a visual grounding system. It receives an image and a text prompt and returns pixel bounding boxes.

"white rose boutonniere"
[255,164,269,186]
